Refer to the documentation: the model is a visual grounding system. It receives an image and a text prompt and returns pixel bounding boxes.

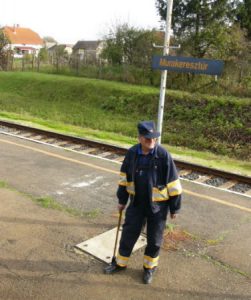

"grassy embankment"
[0,72,250,176]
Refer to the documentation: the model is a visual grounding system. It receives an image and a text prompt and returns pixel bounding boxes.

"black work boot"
[104,261,126,274]
[143,267,156,284]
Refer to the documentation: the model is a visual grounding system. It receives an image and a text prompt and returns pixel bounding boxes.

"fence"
[1,53,251,97]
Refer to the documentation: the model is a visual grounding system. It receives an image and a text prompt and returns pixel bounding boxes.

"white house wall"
[8,43,43,58]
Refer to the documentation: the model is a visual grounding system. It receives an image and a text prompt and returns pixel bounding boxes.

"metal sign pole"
[157,0,174,144]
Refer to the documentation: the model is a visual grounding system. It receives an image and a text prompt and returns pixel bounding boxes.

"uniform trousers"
[118,202,167,260]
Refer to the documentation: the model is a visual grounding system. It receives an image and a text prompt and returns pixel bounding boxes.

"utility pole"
[157,0,174,144]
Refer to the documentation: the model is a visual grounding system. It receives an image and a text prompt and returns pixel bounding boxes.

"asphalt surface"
[0,133,250,300]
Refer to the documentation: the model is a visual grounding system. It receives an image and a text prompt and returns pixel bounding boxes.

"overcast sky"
[0,0,162,44]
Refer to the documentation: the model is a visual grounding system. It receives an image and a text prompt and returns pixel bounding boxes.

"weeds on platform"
[162,223,192,251]
[34,196,100,218]
[206,232,228,246]
[201,254,251,279]
[0,180,8,188]
[0,181,100,219]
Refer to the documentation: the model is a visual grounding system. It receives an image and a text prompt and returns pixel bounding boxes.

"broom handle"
[113,210,122,258]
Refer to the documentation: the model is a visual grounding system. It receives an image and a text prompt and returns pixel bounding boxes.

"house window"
[15,47,21,54]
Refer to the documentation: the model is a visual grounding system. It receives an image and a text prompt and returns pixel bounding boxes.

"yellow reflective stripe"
[126,181,135,195]
[126,187,135,195]
[152,187,169,201]
[143,262,158,269]
[167,179,180,189]
[144,255,159,262]
[117,254,129,267]
[153,197,170,202]
[167,179,182,196]
[118,172,127,186]
[118,174,135,194]
[143,255,159,269]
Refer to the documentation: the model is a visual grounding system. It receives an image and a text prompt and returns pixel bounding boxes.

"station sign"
[152,55,224,76]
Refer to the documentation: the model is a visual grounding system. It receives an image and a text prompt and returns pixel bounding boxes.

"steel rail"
[0,119,250,185]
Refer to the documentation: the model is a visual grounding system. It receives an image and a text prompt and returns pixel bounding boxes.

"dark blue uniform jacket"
[117,144,182,214]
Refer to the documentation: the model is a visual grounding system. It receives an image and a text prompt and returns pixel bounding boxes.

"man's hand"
[170,213,177,219]
[118,204,126,212]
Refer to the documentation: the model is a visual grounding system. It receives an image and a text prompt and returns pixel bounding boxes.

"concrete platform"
[0,133,251,299]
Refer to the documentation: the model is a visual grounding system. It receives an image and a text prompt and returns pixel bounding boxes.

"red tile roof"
[3,26,43,45]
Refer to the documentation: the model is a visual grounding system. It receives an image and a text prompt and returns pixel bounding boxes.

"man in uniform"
[104,121,182,284]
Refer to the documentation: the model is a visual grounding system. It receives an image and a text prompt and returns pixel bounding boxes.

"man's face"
[139,135,157,152]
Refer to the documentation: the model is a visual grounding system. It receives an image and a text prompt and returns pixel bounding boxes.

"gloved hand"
[118,204,126,212]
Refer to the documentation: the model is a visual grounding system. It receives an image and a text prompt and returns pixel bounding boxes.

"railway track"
[1,120,250,197]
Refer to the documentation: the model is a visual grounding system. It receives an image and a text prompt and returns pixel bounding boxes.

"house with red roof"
[3,25,44,58]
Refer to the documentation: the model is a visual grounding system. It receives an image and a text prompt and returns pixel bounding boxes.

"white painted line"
[1,131,250,202]
[181,178,251,199]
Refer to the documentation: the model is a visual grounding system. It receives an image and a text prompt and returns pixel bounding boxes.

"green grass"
[35,196,66,210]
[0,71,250,164]
[165,223,176,232]
[0,180,8,188]
[34,196,100,218]
[0,180,100,218]
[168,145,251,176]
[0,111,136,147]
[1,112,250,176]
[201,254,251,279]
[0,72,154,137]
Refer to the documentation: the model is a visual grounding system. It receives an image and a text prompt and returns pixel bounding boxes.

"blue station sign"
[152,55,224,76]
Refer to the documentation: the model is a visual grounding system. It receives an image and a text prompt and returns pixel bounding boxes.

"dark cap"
[137,121,160,139]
